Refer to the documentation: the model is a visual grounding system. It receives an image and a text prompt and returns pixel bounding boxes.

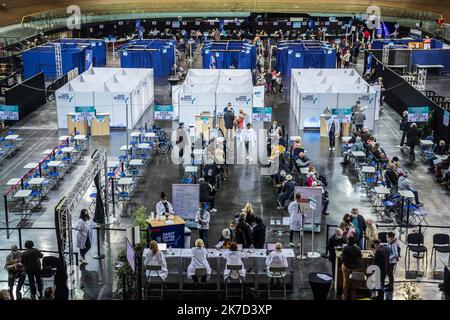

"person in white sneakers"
[327,116,339,151]
[288,193,304,247]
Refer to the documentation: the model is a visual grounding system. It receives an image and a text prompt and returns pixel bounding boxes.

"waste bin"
[308,272,332,300]
[184,227,191,248]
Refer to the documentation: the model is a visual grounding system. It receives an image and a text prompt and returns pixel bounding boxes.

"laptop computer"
[266,243,277,254]
[157,243,167,251]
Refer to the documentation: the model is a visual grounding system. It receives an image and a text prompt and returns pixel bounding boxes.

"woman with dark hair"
[75,209,93,265]
[252,217,266,249]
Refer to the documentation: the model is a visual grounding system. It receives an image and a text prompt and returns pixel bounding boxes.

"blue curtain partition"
[276,41,336,75]
[201,41,256,69]
[120,39,176,77]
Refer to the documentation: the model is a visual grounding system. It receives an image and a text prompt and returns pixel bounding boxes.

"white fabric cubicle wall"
[178,69,254,125]
[56,67,154,129]
[290,68,377,130]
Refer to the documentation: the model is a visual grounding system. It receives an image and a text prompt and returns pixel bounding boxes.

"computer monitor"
[237,244,243,251]
[215,241,224,250]
[266,243,277,253]
[158,243,167,251]
[126,239,136,273]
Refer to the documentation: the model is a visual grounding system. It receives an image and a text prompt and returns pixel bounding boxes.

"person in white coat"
[171,122,189,165]
[327,116,339,151]
[239,123,258,162]
[75,209,94,265]
[187,239,212,282]
[265,242,288,279]
[223,242,247,281]
[288,193,304,248]
[156,192,174,217]
[144,240,168,281]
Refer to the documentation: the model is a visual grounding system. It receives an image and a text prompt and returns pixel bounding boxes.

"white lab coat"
[265,250,288,277]
[75,218,94,249]
[187,247,212,279]
[326,117,340,135]
[287,201,304,232]
[239,128,258,162]
[156,200,174,217]
[223,250,247,280]
[144,250,168,281]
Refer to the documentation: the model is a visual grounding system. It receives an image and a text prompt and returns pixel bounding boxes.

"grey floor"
[0,47,449,300]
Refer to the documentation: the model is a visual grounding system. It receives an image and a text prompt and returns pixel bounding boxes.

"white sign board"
[172,184,200,220]
[294,186,323,224]
[252,86,265,108]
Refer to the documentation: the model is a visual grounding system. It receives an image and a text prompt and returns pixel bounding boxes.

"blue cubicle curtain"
[276,41,336,75]
[120,39,175,77]
[201,41,256,69]
[22,39,107,81]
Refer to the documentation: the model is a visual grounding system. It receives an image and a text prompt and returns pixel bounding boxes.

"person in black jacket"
[21,240,43,300]
[385,163,399,189]
[372,239,390,299]
[235,212,253,248]
[351,208,367,249]
[198,178,217,212]
[277,175,296,209]
[252,217,266,249]
[223,105,235,132]
[326,228,345,279]
[341,236,362,300]
[407,123,421,162]
[398,111,409,147]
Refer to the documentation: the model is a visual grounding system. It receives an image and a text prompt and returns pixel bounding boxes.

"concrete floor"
[0,46,449,300]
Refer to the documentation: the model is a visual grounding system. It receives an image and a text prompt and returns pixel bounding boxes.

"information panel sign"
[408,106,429,123]
[154,105,174,120]
[0,105,19,120]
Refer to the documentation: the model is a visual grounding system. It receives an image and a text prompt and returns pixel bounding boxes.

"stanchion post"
[93,226,105,259]
[111,177,116,217]
[18,228,22,250]
[146,229,150,248]
[4,194,9,239]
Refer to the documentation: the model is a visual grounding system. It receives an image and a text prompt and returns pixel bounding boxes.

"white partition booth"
[177,69,254,125]
[56,67,154,129]
[290,68,378,130]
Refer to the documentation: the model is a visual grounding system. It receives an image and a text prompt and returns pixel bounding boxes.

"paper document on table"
[317,273,333,281]
[282,217,290,225]
[165,220,174,225]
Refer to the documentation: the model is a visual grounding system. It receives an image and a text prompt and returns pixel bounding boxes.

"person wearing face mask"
[75,209,94,265]
[156,192,175,218]
[326,228,345,279]
[350,208,367,249]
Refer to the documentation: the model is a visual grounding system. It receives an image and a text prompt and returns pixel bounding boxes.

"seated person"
[343,136,364,164]
[293,152,310,172]
[274,170,287,192]
[360,128,371,143]
[219,228,235,249]
[385,162,399,189]
[435,151,450,181]
[341,131,358,153]
[277,175,296,209]
[223,242,247,281]
[265,242,289,280]
[144,240,168,281]
[187,239,212,282]
[290,138,304,157]
[434,140,449,155]
[268,144,286,162]
[365,135,377,147]
[398,171,422,206]
[371,143,387,161]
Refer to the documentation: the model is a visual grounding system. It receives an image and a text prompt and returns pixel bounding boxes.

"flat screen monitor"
[158,243,167,251]
[172,21,180,29]
[266,243,277,253]
[126,239,136,272]
[293,22,301,29]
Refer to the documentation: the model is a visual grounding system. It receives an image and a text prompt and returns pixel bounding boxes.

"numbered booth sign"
[0,105,19,121]
[407,107,429,123]
[74,106,96,120]
[331,108,352,123]
[154,105,174,120]
[252,107,272,122]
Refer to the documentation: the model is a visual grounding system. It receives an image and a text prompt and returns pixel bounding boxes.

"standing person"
[339,213,356,240]
[377,77,385,110]
[398,111,409,148]
[267,120,281,156]
[264,69,272,95]
[242,202,255,226]
[407,122,420,162]
[187,239,212,282]
[236,109,247,131]
[372,239,390,299]
[341,236,362,300]
[327,116,339,151]
[144,240,168,281]
[351,208,367,249]
[354,109,366,132]
[198,178,217,212]
[240,123,257,162]
[4,245,25,300]
[343,50,351,68]
[156,192,175,217]
[75,209,94,265]
[173,122,189,165]
[287,193,304,247]
[21,240,43,300]
[235,212,253,248]
[252,217,266,249]
[365,218,378,251]
[223,105,236,138]
[195,203,210,247]
[386,232,401,291]
[326,228,345,279]
[336,47,342,68]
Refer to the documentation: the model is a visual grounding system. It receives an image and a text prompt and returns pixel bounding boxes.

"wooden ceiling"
[0,0,447,28]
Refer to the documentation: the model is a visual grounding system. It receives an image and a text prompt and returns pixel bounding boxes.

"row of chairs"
[0,131,22,163]
[144,264,289,300]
